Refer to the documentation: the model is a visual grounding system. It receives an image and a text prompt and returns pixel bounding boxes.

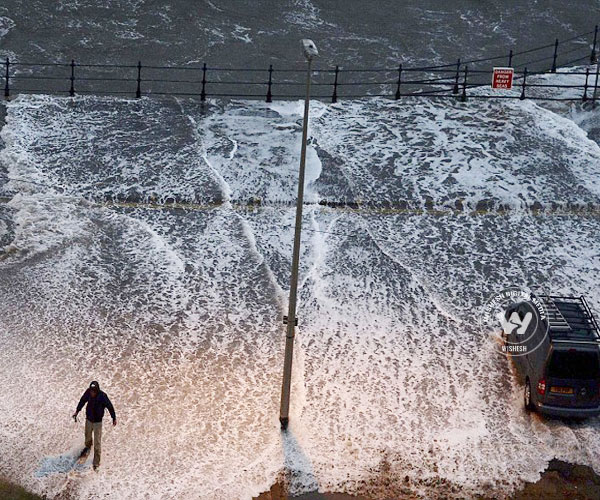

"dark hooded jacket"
[76,384,116,423]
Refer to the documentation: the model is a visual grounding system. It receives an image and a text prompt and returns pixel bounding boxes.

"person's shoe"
[79,447,90,458]
[93,465,99,471]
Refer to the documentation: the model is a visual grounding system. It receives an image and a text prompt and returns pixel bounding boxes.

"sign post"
[492,67,514,90]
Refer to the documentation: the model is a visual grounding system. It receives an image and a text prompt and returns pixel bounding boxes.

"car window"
[547,351,600,379]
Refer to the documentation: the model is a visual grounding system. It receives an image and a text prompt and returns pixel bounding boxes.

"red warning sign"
[492,67,514,89]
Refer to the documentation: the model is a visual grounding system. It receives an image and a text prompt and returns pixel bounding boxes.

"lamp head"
[302,39,318,60]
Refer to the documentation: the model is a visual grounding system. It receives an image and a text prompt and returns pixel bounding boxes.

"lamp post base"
[279,416,289,430]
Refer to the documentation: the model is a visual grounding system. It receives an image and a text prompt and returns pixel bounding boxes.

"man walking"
[72,381,117,470]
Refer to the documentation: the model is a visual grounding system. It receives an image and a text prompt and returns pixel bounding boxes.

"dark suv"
[503,295,600,417]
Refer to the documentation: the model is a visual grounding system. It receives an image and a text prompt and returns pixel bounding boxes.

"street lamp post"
[279,39,318,431]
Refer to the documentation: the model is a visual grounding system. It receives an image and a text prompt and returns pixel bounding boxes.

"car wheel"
[524,379,535,412]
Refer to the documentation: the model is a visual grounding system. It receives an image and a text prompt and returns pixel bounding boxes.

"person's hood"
[89,381,100,393]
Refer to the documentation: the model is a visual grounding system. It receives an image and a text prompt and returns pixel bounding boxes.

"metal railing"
[2,25,600,103]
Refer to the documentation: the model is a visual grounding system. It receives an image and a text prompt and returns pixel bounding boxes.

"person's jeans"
[84,419,103,467]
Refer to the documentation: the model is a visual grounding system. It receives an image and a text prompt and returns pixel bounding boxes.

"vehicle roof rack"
[538,295,600,345]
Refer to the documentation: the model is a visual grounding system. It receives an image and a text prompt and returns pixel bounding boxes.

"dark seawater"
[1,0,599,69]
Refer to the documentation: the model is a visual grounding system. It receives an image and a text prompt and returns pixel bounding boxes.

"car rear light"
[537,379,546,395]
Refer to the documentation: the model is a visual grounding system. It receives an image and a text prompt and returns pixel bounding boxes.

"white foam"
[1,78,600,499]
[0,15,14,39]
[231,24,252,44]
[285,0,325,30]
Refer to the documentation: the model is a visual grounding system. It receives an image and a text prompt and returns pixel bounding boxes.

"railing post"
[201,62,207,102]
[593,61,600,109]
[69,59,75,97]
[583,67,590,102]
[136,61,142,98]
[551,38,559,73]
[332,65,339,103]
[266,64,273,103]
[591,25,598,64]
[394,64,402,100]
[520,67,528,100]
[3,57,9,99]
[508,49,513,67]
[460,65,468,102]
[453,58,460,94]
